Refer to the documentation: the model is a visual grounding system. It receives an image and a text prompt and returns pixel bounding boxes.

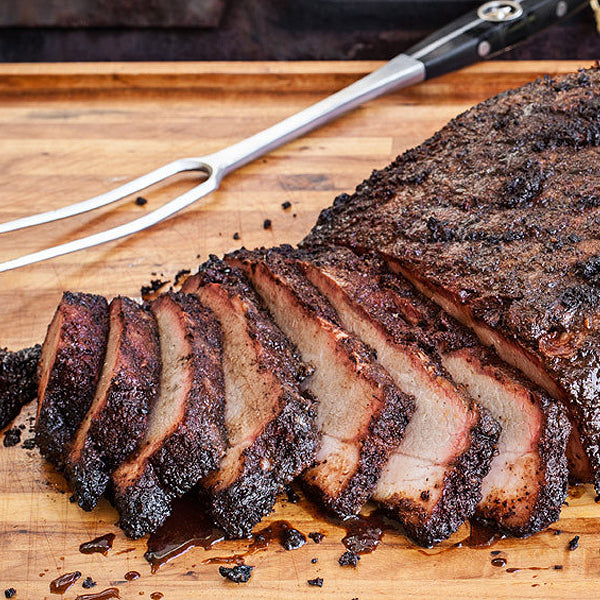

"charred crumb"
[4,589,16,599]
[18,424,25,430]
[281,527,306,551]
[554,564,564,570]
[568,535,580,551]
[3,428,21,447]
[420,490,430,501]
[135,196,148,206]
[174,269,191,286]
[218,565,254,584]
[285,486,300,503]
[21,438,36,450]
[0,345,41,431]
[427,216,456,242]
[82,577,96,589]
[293,213,297,218]
[311,558,318,564]
[233,232,240,241]
[141,278,170,300]
[263,219,272,229]
[576,256,600,282]
[338,550,360,567]
[308,532,324,544]
[554,529,562,535]
[282,201,292,210]
[490,550,502,556]
[307,578,323,587]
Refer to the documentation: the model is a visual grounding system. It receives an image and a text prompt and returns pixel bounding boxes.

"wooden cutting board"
[0,60,598,600]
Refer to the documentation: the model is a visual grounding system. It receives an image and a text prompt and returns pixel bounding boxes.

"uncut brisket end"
[294,245,499,545]
[228,246,414,517]
[0,345,41,431]
[65,296,161,511]
[304,67,600,488]
[183,257,318,538]
[111,292,227,539]
[36,292,109,469]
[381,267,570,536]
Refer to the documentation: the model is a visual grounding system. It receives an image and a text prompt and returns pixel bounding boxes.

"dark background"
[0,0,598,62]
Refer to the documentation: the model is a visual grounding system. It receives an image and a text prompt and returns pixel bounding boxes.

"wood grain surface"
[0,60,597,599]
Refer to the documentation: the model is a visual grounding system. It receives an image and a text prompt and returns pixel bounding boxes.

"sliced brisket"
[65,296,161,511]
[36,292,109,469]
[228,246,414,517]
[0,345,41,431]
[380,262,570,536]
[111,292,227,538]
[304,66,600,488]
[293,245,499,545]
[182,257,318,538]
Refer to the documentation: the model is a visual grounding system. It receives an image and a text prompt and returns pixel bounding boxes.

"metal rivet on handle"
[478,41,492,57]
[556,1,568,17]
[477,0,524,22]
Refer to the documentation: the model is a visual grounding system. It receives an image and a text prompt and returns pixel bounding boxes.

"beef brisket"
[0,345,40,431]
[111,292,227,538]
[36,292,109,469]
[65,296,161,511]
[304,66,600,488]
[293,245,500,545]
[228,246,414,517]
[380,268,570,536]
[182,257,318,538]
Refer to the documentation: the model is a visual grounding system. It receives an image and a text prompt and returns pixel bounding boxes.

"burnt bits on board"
[0,345,41,431]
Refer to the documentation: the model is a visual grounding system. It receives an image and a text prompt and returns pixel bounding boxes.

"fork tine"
[0,157,208,235]
[0,173,220,274]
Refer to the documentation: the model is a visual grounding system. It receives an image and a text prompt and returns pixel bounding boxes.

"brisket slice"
[293,245,499,545]
[182,257,318,538]
[0,345,41,431]
[36,292,109,469]
[65,296,161,511]
[111,292,227,539]
[304,66,600,487]
[378,263,570,535]
[228,246,414,517]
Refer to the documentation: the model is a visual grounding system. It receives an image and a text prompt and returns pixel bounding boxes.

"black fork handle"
[408,0,590,80]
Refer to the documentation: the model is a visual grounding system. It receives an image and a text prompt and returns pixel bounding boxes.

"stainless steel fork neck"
[207,54,426,177]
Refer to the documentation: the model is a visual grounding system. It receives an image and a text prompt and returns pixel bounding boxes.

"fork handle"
[209,0,587,176]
